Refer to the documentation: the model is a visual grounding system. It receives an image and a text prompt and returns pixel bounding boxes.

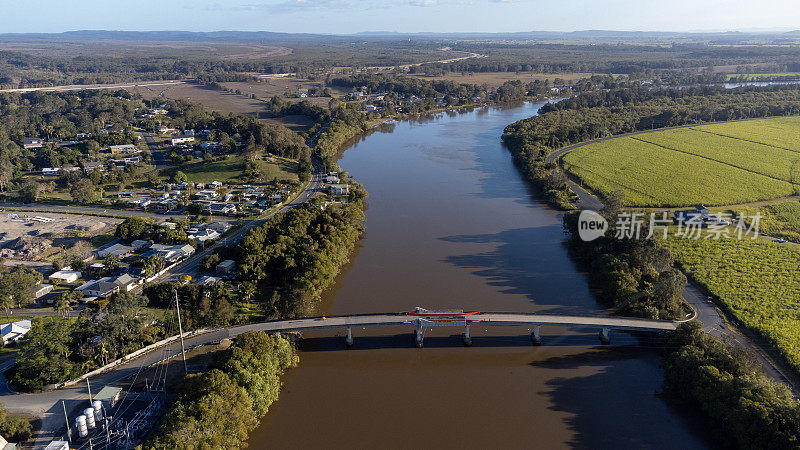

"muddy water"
[248,102,709,449]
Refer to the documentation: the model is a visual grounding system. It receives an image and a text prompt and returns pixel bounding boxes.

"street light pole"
[174,291,188,375]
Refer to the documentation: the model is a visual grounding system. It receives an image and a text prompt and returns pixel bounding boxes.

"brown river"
[248,102,711,449]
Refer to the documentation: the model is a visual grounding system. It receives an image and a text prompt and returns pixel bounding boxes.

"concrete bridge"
[233,308,680,347]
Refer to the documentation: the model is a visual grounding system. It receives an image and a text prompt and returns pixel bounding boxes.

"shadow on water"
[532,346,714,449]
[439,226,598,314]
[296,332,646,352]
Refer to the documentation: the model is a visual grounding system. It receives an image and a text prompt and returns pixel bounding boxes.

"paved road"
[140,131,170,171]
[0,80,186,94]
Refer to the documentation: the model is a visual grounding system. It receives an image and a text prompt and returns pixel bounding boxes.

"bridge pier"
[415,322,424,348]
[462,324,472,347]
[598,327,611,345]
[345,327,353,347]
[530,325,542,345]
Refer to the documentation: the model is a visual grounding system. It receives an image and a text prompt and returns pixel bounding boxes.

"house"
[82,161,106,173]
[123,156,141,165]
[148,244,195,263]
[131,240,152,250]
[170,130,195,145]
[196,190,218,200]
[190,228,220,244]
[34,284,53,299]
[96,243,134,258]
[76,133,92,139]
[23,137,43,149]
[326,175,340,184]
[216,260,236,274]
[329,184,350,195]
[112,274,139,292]
[77,278,121,298]
[49,270,81,284]
[151,108,169,115]
[156,125,176,134]
[364,105,377,112]
[673,205,711,224]
[41,168,60,176]
[296,92,307,98]
[197,275,221,286]
[208,222,232,234]
[208,203,237,215]
[1,320,31,344]
[109,144,138,154]
[208,180,223,188]
[58,140,82,147]
[269,193,282,203]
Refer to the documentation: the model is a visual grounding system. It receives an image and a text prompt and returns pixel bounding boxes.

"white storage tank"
[75,415,88,438]
[83,407,96,428]
[92,400,103,419]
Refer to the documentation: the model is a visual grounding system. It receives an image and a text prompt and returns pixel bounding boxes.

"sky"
[1,0,798,34]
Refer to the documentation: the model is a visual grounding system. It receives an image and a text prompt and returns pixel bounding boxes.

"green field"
[664,236,800,373]
[725,73,800,81]
[738,200,800,243]
[562,117,800,206]
[177,155,298,184]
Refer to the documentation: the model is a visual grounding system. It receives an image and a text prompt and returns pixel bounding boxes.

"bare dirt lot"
[0,212,120,243]
[408,71,595,88]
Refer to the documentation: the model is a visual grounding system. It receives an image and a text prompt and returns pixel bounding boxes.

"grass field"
[562,117,800,207]
[177,155,297,184]
[725,73,800,81]
[663,236,800,373]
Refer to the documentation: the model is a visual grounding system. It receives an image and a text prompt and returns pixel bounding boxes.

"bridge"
[230,308,680,347]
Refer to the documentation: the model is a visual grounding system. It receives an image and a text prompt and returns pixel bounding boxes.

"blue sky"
[2,0,798,34]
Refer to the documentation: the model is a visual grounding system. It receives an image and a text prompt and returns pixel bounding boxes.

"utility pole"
[62,400,71,444]
[87,378,93,405]
[174,291,188,375]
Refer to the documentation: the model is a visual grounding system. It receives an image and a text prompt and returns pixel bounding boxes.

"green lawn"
[177,156,298,184]
[562,117,800,207]
[664,236,800,373]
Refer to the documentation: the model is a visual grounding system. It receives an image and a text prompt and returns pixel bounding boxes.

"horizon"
[2,0,799,35]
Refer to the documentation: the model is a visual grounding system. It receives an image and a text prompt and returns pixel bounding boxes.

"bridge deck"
[225,312,677,337]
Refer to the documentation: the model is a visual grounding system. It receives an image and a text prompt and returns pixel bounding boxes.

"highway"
[0,80,186,94]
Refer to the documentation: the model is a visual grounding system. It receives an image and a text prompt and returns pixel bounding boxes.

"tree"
[172,171,187,184]
[0,266,43,310]
[18,180,40,203]
[115,217,155,241]
[69,178,98,204]
[53,292,77,317]
[12,317,75,391]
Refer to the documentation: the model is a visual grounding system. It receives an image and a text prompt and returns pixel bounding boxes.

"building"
[34,284,54,299]
[673,205,711,224]
[41,168,60,176]
[156,125,176,134]
[207,222,232,234]
[1,320,31,345]
[45,441,70,450]
[329,184,350,195]
[170,130,196,145]
[147,243,195,263]
[109,144,139,154]
[96,243,135,258]
[196,190,218,200]
[112,274,139,292]
[326,175,340,184]
[131,240,152,250]
[82,161,106,173]
[77,278,120,298]
[23,137,43,149]
[208,203,237,215]
[216,260,236,274]
[190,228,220,244]
[48,270,81,284]
[197,275,221,286]
[123,156,141,165]
[95,386,123,411]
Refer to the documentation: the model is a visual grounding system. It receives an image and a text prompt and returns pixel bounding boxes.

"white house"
[96,243,135,258]
[1,320,31,344]
[34,284,54,299]
[170,130,195,145]
[77,278,120,298]
[42,168,60,176]
[23,137,43,149]
[49,270,81,284]
[329,184,350,195]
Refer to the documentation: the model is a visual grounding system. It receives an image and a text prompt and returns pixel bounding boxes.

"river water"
[249,102,710,449]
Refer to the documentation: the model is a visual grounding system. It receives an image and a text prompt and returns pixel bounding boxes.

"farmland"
[562,117,800,207]
[663,236,800,373]
[739,200,800,243]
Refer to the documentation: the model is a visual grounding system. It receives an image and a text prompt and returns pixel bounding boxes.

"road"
[548,130,800,397]
[0,80,186,94]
